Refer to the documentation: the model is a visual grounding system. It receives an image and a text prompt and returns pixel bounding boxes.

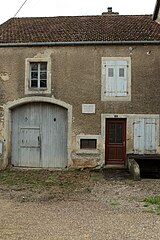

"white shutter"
[133,118,157,154]
[144,119,156,153]
[116,61,128,96]
[105,60,128,97]
[133,119,145,154]
[105,61,116,96]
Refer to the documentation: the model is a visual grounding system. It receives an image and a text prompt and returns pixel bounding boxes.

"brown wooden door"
[105,119,126,164]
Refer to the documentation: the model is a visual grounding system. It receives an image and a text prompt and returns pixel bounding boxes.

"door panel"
[19,128,41,167]
[106,119,126,164]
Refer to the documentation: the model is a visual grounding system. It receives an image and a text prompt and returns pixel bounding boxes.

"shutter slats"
[133,118,157,154]
[105,60,128,97]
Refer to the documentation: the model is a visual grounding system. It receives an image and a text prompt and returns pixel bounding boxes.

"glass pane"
[119,68,124,77]
[40,72,47,80]
[31,80,38,87]
[40,62,47,70]
[116,123,123,143]
[88,139,97,149]
[30,63,38,71]
[108,68,114,77]
[109,123,115,143]
[31,72,38,79]
[40,80,47,88]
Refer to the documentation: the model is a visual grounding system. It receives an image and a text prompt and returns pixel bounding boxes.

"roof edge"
[0,40,160,47]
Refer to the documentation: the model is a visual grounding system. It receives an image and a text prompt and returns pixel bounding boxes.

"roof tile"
[0,15,160,43]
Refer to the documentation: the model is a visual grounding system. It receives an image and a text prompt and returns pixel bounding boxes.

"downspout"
[0,40,160,47]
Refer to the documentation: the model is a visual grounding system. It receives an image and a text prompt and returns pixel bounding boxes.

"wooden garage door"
[11,102,68,168]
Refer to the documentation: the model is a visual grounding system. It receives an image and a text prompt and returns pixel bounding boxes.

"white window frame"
[101,57,131,101]
[25,58,51,95]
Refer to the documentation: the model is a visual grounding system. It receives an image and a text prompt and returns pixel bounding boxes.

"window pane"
[40,63,47,70]
[31,80,38,87]
[40,80,47,88]
[119,68,124,77]
[88,140,97,149]
[80,139,97,149]
[40,72,47,80]
[30,63,38,71]
[31,72,38,79]
[116,123,123,143]
[108,68,114,77]
[109,123,115,143]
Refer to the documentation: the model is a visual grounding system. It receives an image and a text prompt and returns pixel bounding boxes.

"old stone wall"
[0,44,159,168]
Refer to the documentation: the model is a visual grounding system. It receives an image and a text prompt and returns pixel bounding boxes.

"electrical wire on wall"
[14,0,29,17]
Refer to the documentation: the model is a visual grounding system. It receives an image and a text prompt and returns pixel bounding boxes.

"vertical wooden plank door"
[105,119,126,164]
[19,127,41,167]
[12,102,68,168]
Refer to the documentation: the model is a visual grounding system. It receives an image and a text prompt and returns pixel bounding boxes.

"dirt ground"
[0,168,160,240]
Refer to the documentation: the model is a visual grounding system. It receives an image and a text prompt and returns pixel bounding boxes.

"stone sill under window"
[76,149,100,155]
[26,88,50,95]
[29,87,47,91]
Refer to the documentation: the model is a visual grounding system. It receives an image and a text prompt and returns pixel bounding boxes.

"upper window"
[25,58,51,95]
[101,57,131,101]
[30,62,47,88]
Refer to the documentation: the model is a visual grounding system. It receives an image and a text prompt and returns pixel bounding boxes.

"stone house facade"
[0,6,160,169]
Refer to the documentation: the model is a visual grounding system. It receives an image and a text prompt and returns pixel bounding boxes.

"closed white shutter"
[116,61,128,96]
[105,60,128,97]
[105,61,116,96]
[144,119,156,153]
[133,118,157,154]
[133,119,145,154]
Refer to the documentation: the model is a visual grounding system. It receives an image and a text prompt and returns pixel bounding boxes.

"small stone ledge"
[127,158,140,181]
[71,151,102,168]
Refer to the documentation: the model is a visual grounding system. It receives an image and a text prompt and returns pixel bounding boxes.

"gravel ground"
[0,169,160,240]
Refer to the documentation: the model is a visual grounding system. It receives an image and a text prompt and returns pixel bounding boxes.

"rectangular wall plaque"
[82,104,95,114]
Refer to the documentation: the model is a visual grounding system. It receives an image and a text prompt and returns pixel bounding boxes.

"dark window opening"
[80,139,97,149]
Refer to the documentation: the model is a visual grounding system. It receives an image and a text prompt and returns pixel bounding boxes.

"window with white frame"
[101,57,131,101]
[25,58,51,95]
[30,62,47,88]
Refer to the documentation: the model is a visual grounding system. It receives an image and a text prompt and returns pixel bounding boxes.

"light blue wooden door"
[19,127,41,167]
[12,102,68,168]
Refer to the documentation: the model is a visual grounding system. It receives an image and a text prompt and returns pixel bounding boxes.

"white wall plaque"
[82,104,95,114]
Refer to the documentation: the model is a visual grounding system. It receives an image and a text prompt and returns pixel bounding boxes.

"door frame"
[105,118,126,165]
[4,97,72,168]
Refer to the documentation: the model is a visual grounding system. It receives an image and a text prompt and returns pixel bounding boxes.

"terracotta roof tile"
[0,15,160,43]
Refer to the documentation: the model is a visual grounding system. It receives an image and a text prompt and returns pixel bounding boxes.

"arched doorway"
[4,97,72,168]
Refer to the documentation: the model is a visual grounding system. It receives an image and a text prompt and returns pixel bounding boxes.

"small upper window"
[25,58,51,95]
[101,57,131,101]
[30,62,47,89]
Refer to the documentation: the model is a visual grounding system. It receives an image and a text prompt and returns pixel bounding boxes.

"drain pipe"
[0,40,160,47]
